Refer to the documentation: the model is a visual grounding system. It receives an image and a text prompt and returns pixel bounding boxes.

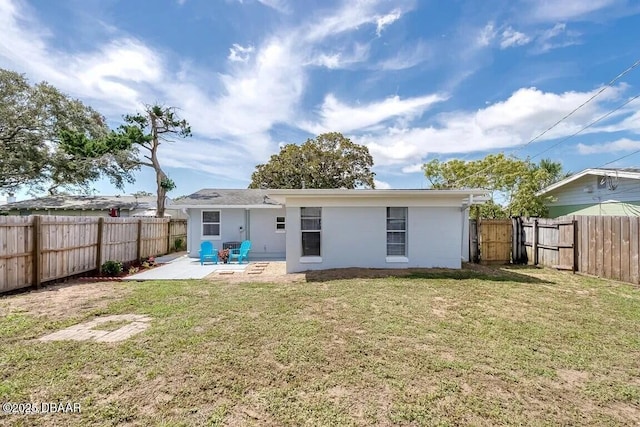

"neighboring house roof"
[171,188,490,208]
[170,189,282,208]
[0,195,158,211]
[537,168,640,196]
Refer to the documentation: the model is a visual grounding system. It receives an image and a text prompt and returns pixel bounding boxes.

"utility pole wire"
[530,93,640,161]
[445,57,640,188]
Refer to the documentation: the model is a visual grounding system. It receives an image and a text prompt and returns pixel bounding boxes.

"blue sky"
[1,0,640,199]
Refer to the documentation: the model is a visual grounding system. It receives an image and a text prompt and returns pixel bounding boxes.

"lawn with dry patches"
[0,267,639,426]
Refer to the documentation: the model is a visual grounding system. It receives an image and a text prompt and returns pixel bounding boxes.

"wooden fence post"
[533,218,539,266]
[167,219,172,254]
[33,215,42,289]
[96,217,104,273]
[572,219,578,272]
[137,218,143,260]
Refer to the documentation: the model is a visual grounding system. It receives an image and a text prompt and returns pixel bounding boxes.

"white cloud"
[534,23,580,53]
[304,1,408,42]
[476,22,496,47]
[0,1,160,113]
[401,163,425,173]
[376,9,402,36]
[541,22,567,39]
[378,40,431,70]
[354,85,625,166]
[308,43,370,69]
[300,93,448,135]
[374,179,392,189]
[526,0,619,22]
[256,0,290,13]
[228,43,255,62]
[500,26,531,49]
[577,138,640,154]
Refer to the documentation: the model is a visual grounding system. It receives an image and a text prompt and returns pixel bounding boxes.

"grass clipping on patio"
[0,267,639,425]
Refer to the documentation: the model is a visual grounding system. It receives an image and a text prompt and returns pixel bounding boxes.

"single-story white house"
[171,188,488,273]
[537,167,640,217]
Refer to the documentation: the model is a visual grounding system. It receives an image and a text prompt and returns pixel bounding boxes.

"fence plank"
[96,218,104,272]
[579,216,588,273]
[631,217,640,284]
[0,221,6,289]
[32,216,41,288]
[603,216,612,279]
[620,217,630,283]
[595,217,604,277]
[611,217,621,281]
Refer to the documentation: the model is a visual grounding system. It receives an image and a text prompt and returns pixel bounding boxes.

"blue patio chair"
[229,240,251,264]
[199,241,218,265]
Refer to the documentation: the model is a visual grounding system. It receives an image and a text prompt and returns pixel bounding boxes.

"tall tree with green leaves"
[422,154,568,218]
[249,132,375,189]
[115,106,191,217]
[0,69,138,195]
[61,104,192,217]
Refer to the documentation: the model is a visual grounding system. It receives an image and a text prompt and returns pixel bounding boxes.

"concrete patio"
[123,255,249,280]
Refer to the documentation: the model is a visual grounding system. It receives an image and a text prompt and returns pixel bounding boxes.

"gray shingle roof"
[0,195,157,211]
[171,189,281,206]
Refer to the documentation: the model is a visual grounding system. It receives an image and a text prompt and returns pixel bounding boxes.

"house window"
[276,216,286,232]
[301,207,321,256]
[387,207,407,256]
[202,211,220,238]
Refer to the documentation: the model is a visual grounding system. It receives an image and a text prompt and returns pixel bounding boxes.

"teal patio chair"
[229,240,251,264]
[199,241,218,265]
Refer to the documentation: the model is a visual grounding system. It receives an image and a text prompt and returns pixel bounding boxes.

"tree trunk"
[156,169,167,218]
[150,114,166,218]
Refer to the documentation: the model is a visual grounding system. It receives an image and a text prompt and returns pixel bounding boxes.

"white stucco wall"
[246,208,286,259]
[461,208,470,262]
[187,208,247,257]
[186,207,285,259]
[285,206,463,273]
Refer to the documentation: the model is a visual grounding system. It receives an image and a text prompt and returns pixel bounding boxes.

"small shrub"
[128,266,139,275]
[101,261,123,277]
[174,237,184,251]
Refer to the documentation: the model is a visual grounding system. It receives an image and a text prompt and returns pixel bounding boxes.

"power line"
[597,147,640,168]
[445,56,640,187]
[529,92,640,161]
[517,57,640,152]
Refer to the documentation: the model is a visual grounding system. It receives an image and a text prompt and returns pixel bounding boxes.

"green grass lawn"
[1,267,639,426]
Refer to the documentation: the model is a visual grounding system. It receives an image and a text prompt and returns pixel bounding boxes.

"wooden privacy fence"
[517,218,577,271]
[563,215,640,284]
[0,216,187,293]
[475,215,640,285]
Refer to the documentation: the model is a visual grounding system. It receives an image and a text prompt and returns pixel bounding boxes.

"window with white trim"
[301,207,321,256]
[387,207,407,256]
[276,216,286,232]
[202,211,220,237]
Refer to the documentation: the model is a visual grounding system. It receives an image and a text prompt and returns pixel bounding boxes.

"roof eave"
[537,168,640,196]
[168,204,283,209]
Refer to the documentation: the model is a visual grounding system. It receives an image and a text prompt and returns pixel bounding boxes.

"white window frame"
[202,210,221,240]
[386,207,408,262]
[300,207,321,259]
[276,216,286,233]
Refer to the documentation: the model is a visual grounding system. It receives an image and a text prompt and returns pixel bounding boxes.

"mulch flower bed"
[84,257,163,281]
